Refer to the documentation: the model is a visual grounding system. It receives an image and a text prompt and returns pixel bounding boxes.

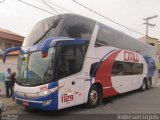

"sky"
[0,0,160,39]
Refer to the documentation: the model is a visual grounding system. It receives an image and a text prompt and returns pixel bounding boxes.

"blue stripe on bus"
[21,37,86,54]
[143,56,156,77]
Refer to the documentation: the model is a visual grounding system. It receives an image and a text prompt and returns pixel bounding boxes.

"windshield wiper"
[34,18,62,45]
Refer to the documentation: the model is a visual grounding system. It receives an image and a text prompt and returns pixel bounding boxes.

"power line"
[18,0,56,15]
[72,0,145,35]
[38,0,74,14]
[41,0,60,15]
[47,0,73,13]
[33,0,65,14]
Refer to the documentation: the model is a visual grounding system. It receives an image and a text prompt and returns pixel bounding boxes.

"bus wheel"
[140,80,146,92]
[146,78,152,90]
[86,85,99,108]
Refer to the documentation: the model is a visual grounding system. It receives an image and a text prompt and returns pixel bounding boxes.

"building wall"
[0,29,23,95]
[0,55,19,73]
[0,38,22,51]
[0,38,5,50]
[139,36,160,55]
[0,55,19,95]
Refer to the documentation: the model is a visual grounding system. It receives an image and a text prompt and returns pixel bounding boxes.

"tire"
[140,80,146,91]
[146,78,152,90]
[86,85,99,108]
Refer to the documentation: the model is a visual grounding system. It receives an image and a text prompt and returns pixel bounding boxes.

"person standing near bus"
[157,58,160,78]
[11,72,16,88]
[4,68,12,98]
[10,72,16,100]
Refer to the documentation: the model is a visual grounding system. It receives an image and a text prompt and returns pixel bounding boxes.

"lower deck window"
[112,61,143,76]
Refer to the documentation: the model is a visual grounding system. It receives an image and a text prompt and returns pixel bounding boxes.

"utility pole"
[143,15,158,36]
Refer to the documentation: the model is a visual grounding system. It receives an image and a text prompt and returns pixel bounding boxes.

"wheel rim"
[89,90,98,105]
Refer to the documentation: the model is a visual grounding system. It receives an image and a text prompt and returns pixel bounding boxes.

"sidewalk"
[0,96,23,114]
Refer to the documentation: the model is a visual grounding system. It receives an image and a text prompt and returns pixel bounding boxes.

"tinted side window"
[112,61,123,76]
[76,46,85,72]
[90,62,99,77]
[95,27,108,47]
[123,62,133,75]
[132,63,143,74]
[58,44,87,79]
[111,61,143,76]
[58,46,76,79]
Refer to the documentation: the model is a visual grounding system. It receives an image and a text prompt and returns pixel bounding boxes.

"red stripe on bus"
[95,50,121,98]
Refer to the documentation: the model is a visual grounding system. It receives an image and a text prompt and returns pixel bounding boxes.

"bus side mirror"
[41,51,48,58]
[41,38,56,58]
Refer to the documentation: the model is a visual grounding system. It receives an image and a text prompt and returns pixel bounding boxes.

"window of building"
[5,43,11,49]
[148,43,155,46]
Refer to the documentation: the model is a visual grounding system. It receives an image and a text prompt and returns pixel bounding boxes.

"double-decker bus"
[2,14,156,110]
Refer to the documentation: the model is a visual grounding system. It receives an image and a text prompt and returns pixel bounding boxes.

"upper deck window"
[60,15,95,41]
[95,27,109,47]
[23,14,96,47]
[23,15,63,47]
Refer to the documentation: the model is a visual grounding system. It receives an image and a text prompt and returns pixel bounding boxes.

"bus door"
[56,41,87,109]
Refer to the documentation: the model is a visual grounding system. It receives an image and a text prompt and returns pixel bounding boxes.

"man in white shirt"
[4,68,11,98]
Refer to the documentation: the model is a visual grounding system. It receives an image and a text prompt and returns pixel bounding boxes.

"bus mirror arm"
[2,46,21,63]
[41,38,55,58]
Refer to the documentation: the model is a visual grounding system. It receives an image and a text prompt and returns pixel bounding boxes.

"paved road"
[2,84,160,120]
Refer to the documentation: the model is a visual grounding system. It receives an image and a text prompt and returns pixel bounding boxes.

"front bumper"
[15,93,58,111]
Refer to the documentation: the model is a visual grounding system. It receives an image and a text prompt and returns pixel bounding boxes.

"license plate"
[23,101,29,106]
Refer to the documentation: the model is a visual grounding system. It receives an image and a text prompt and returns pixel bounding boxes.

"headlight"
[38,90,50,96]
[38,87,58,97]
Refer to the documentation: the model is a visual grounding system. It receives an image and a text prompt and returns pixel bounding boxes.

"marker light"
[41,52,48,58]
[43,100,52,106]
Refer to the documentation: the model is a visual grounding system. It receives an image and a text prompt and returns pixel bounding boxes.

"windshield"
[17,47,55,86]
[23,15,63,47]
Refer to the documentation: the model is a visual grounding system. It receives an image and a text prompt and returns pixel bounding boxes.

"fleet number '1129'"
[61,95,74,103]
